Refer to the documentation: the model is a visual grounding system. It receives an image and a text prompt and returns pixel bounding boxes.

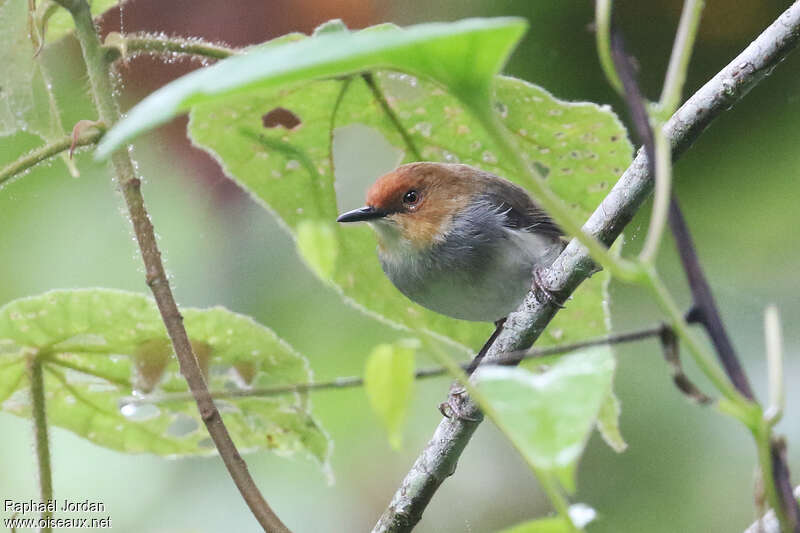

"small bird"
[336,162,566,326]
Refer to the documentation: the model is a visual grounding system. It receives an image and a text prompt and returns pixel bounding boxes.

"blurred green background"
[1,1,799,531]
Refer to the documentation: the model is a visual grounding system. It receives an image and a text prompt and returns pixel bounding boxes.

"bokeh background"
[1,1,799,531]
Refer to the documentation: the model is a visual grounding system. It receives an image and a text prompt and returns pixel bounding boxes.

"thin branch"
[52,1,290,531]
[102,31,238,62]
[658,326,712,404]
[771,438,800,531]
[669,198,754,398]
[0,127,103,188]
[744,486,800,533]
[373,4,800,531]
[127,326,665,404]
[27,354,53,532]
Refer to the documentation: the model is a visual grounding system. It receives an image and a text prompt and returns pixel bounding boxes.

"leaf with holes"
[96,17,528,156]
[182,21,630,352]
[0,289,330,468]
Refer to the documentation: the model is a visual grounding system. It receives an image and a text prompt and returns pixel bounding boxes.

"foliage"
[0,289,330,464]
[363,340,417,449]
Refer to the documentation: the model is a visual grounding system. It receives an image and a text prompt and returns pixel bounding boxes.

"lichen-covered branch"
[373,3,800,531]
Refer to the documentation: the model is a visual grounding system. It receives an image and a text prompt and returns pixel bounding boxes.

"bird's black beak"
[336,206,386,223]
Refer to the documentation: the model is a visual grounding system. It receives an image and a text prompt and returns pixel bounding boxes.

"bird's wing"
[480,178,563,239]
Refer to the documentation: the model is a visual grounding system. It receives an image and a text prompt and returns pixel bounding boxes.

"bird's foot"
[532,267,566,308]
[438,385,481,422]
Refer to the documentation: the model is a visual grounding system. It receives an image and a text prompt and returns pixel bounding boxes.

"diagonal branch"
[373,3,800,531]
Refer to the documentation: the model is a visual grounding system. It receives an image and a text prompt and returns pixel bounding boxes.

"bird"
[337,162,567,376]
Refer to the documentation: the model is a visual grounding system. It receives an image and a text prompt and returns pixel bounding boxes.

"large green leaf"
[475,347,615,484]
[0,289,330,467]
[96,17,528,157]
[187,72,628,350]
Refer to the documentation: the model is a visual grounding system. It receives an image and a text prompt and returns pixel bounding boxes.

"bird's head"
[337,163,477,250]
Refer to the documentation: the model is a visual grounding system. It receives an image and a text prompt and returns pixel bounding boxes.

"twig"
[668,198,754,398]
[0,128,103,188]
[27,354,53,532]
[51,1,290,531]
[126,326,665,404]
[658,326,712,404]
[744,486,800,533]
[102,31,238,62]
[373,4,800,531]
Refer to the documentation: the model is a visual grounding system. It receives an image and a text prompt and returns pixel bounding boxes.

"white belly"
[379,228,562,322]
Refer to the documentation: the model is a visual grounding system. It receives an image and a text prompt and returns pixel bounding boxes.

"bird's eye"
[402,190,419,206]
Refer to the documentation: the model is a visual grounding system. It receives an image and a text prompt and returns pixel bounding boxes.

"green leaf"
[185,49,629,351]
[296,219,339,283]
[475,347,615,483]
[596,389,627,453]
[44,0,129,42]
[497,518,571,533]
[363,339,417,449]
[0,0,52,138]
[498,504,596,533]
[0,289,330,468]
[96,17,528,157]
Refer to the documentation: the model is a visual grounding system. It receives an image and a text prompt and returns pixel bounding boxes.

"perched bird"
[336,162,566,325]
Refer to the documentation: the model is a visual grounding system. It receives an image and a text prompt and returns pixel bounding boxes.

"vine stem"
[658,0,705,115]
[27,354,53,532]
[51,1,290,531]
[594,0,623,94]
[128,326,664,404]
[0,128,103,188]
[102,31,238,62]
[373,3,800,530]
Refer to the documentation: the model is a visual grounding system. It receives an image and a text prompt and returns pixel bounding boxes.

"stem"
[667,197,755,398]
[27,354,53,532]
[52,1,290,531]
[131,326,664,404]
[659,0,705,115]
[641,266,749,410]
[0,129,103,187]
[362,72,423,160]
[764,305,784,424]
[374,4,800,529]
[103,31,238,62]
[638,124,671,262]
[594,0,623,94]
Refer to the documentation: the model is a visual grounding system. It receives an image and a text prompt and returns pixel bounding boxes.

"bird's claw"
[438,386,481,422]
[532,267,566,308]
